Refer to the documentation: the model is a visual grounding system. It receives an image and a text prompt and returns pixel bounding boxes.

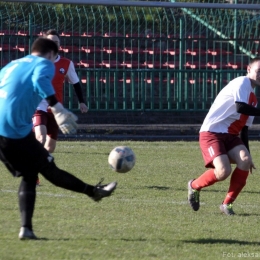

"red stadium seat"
[188,78,204,84]
[80,77,96,84]
[185,61,208,69]
[186,49,207,56]
[0,44,13,52]
[81,32,102,37]
[144,77,160,84]
[207,49,232,55]
[125,33,145,38]
[61,31,81,37]
[81,46,101,53]
[143,61,161,69]
[60,45,82,53]
[123,47,144,54]
[102,46,122,54]
[14,44,29,52]
[163,61,179,69]
[80,60,101,68]
[146,33,165,38]
[144,48,165,55]
[104,32,124,37]
[0,30,15,35]
[101,60,121,68]
[122,61,142,69]
[206,61,228,69]
[227,62,248,70]
[163,49,180,56]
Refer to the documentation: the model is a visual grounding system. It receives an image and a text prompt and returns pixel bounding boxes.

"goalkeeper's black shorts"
[0,131,53,178]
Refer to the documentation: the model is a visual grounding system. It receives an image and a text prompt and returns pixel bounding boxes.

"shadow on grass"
[145,186,170,190]
[182,238,260,245]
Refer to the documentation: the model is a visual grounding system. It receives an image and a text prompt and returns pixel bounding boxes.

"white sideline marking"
[1,189,260,208]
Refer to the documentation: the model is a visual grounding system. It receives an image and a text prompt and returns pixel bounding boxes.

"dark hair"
[44,29,60,39]
[31,37,58,55]
[249,57,260,66]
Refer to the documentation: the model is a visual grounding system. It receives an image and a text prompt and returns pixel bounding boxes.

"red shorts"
[199,132,244,168]
[32,110,59,140]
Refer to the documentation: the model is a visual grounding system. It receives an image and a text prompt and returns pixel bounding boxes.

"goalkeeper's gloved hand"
[51,102,78,134]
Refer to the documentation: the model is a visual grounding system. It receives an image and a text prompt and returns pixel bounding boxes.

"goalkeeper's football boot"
[91,178,117,202]
[188,179,200,211]
[220,203,235,215]
[19,227,38,240]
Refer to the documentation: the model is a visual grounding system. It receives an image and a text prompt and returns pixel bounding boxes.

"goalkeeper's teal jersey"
[0,55,55,138]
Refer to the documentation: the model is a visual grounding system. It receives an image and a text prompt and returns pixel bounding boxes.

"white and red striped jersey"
[200,76,257,135]
[37,55,79,112]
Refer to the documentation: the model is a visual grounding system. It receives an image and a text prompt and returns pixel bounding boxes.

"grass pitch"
[1,141,260,260]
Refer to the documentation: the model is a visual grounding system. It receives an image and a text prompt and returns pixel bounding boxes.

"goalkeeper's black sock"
[18,176,37,230]
[83,184,95,197]
[41,161,95,195]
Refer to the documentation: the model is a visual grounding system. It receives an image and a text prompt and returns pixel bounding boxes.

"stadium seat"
[146,33,165,38]
[0,44,13,52]
[0,30,16,35]
[188,78,204,84]
[104,32,124,37]
[61,31,81,37]
[167,34,180,39]
[186,49,207,56]
[122,61,142,68]
[14,44,29,52]
[163,78,175,84]
[81,32,102,37]
[118,77,140,84]
[123,47,144,54]
[163,49,180,55]
[144,48,165,55]
[207,49,232,55]
[60,45,82,53]
[125,33,145,38]
[81,46,101,53]
[143,61,161,69]
[206,61,228,69]
[185,61,208,69]
[144,77,160,84]
[102,46,122,54]
[227,62,248,70]
[80,60,101,68]
[163,61,179,69]
[100,77,116,83]
[80,77,96,84]
[101,60,122,68]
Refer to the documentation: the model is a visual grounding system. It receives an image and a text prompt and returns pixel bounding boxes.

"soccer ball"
[108,146,136,173]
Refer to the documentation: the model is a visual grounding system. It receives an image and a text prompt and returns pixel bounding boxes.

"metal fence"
[0,2,259,112]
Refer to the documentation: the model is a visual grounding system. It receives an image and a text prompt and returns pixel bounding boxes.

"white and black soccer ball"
[108,146,136,173]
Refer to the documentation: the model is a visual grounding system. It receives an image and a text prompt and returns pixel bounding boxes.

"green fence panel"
[0,2,258,111]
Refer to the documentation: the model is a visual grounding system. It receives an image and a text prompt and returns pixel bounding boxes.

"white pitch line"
[1,189,260,208]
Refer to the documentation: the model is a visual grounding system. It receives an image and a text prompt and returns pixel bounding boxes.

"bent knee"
[237,154,252,171]
[215,167,232,181]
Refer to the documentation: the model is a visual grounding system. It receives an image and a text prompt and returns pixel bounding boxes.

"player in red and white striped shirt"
[188,57,260,215]
[33,29,88,185]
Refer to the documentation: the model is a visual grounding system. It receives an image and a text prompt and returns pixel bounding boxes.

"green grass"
[1,141,260,260]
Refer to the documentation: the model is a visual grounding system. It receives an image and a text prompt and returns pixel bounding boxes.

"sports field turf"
[1,141,260,260]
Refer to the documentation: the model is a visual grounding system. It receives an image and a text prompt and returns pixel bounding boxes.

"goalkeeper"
[0,37,117,240]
